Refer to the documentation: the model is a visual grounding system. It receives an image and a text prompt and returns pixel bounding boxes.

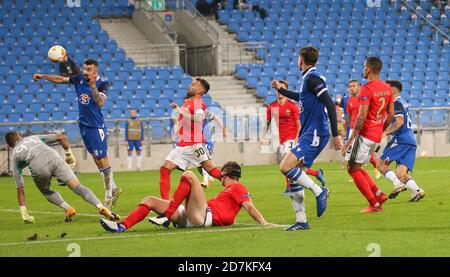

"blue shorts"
[205,141,215,155]
[291,134,329,168]
[380,142,416,172]
[127,140,142,152]
[79,124,108,159]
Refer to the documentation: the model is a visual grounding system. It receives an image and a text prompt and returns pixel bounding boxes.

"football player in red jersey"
[342,57,395,213]
[158,78,222,200]
[265,80,326,192]
[344,80,381,179]
[99,161,277,232]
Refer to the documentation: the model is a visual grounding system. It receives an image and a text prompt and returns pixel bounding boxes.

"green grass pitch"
[0,157,449,257]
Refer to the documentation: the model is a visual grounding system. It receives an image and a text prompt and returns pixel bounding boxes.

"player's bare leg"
[95,155,121,208]
[66,177,119,221]
[376,160,407,199]
[200,159,222,186]
[395,165,425,202]
[182,171,209,225]
[160,160,178,200]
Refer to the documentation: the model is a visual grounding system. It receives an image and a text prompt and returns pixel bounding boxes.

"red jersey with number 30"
[346,95,360,129]
[207,183,251,226]
[359,80,393,142]
[177,99,206,146]
[267,100,300,144]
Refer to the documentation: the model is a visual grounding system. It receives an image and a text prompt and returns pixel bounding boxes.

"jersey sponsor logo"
[79,94,91,105]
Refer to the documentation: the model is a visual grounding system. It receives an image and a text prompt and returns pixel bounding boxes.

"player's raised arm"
[272,80,300,101]
[170,103,204,123]
[210,113,228,139]
[32,73,70,84]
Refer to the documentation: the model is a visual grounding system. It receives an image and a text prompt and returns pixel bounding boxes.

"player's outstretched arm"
[272,80,300,101]
[242,201,273,226]
[32,74,70,84]
[38,134,77,169]
[212,114,228,138]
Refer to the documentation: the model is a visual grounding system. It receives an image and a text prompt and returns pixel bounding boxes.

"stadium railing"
[222,41,267,74]
[125,43,186,66]
[0,107,448,156]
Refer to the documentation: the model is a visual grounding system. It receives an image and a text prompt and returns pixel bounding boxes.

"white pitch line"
[0,209,262,226]
[0,224,285,247]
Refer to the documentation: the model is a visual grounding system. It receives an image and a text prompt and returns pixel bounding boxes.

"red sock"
[285,176,290,189]
[165,175,191,219]
[369,154,377,168]
[306,168,318,177]
[349,169,377,206]
[159,167,171,200]
[208,167,222,180]
[121,204,150,229]
[361,169,381,196]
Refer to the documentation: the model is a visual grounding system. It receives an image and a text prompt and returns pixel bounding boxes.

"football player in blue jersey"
[376,80,425,202]
[272,46,341,231]
[32,59,121,208]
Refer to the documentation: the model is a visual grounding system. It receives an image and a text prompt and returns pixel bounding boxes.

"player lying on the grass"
[32,59,121,209]
[5,132,119,223]
[376,80,425,202]
[344,79,381,179]
[271,46,341,231]
[342,57,394,213]
[159,78,223,200]
[265,79,326,193]
[99,161,276,232]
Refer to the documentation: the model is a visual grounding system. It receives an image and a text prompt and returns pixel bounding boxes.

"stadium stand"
[0,0,218,140]
[219,0,448,118]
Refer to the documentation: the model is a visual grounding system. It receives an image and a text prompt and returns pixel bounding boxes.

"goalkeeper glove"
[19,206,35,224]
[65,149,77,170]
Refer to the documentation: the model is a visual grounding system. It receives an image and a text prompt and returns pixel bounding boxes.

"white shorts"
[166,144,211,171]
[280,140,296,154]
[175,205,213,228]
[345,135,377,163]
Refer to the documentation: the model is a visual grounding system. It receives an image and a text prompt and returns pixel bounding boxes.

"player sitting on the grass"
[265,80,326,193]
[5,132,119,223]
[376,80,425,202]
[99,161,276,232]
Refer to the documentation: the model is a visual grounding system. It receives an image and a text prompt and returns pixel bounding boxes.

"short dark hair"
[365,56,382,74]
[299,46,319,65]
[5,132,19,148]
[221,161,242,180]
[278,80,289,89]
[196,78,210,94]
[348,79,360,85]
[386,80,403,93]
[84,59,98,67]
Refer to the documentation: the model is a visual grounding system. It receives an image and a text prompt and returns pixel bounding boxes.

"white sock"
[110,170,117,190]
[384,170,404,189]
[405,179,421,193]
[202,168,210,183]
[127,156,132,169]
[293,170,322,197]
[137,155,142,169]
[290,190,307,223]
[61,202,71,210]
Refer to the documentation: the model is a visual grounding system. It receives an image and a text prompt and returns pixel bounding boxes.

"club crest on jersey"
[285,109,291,116]
[80,94,90,105]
